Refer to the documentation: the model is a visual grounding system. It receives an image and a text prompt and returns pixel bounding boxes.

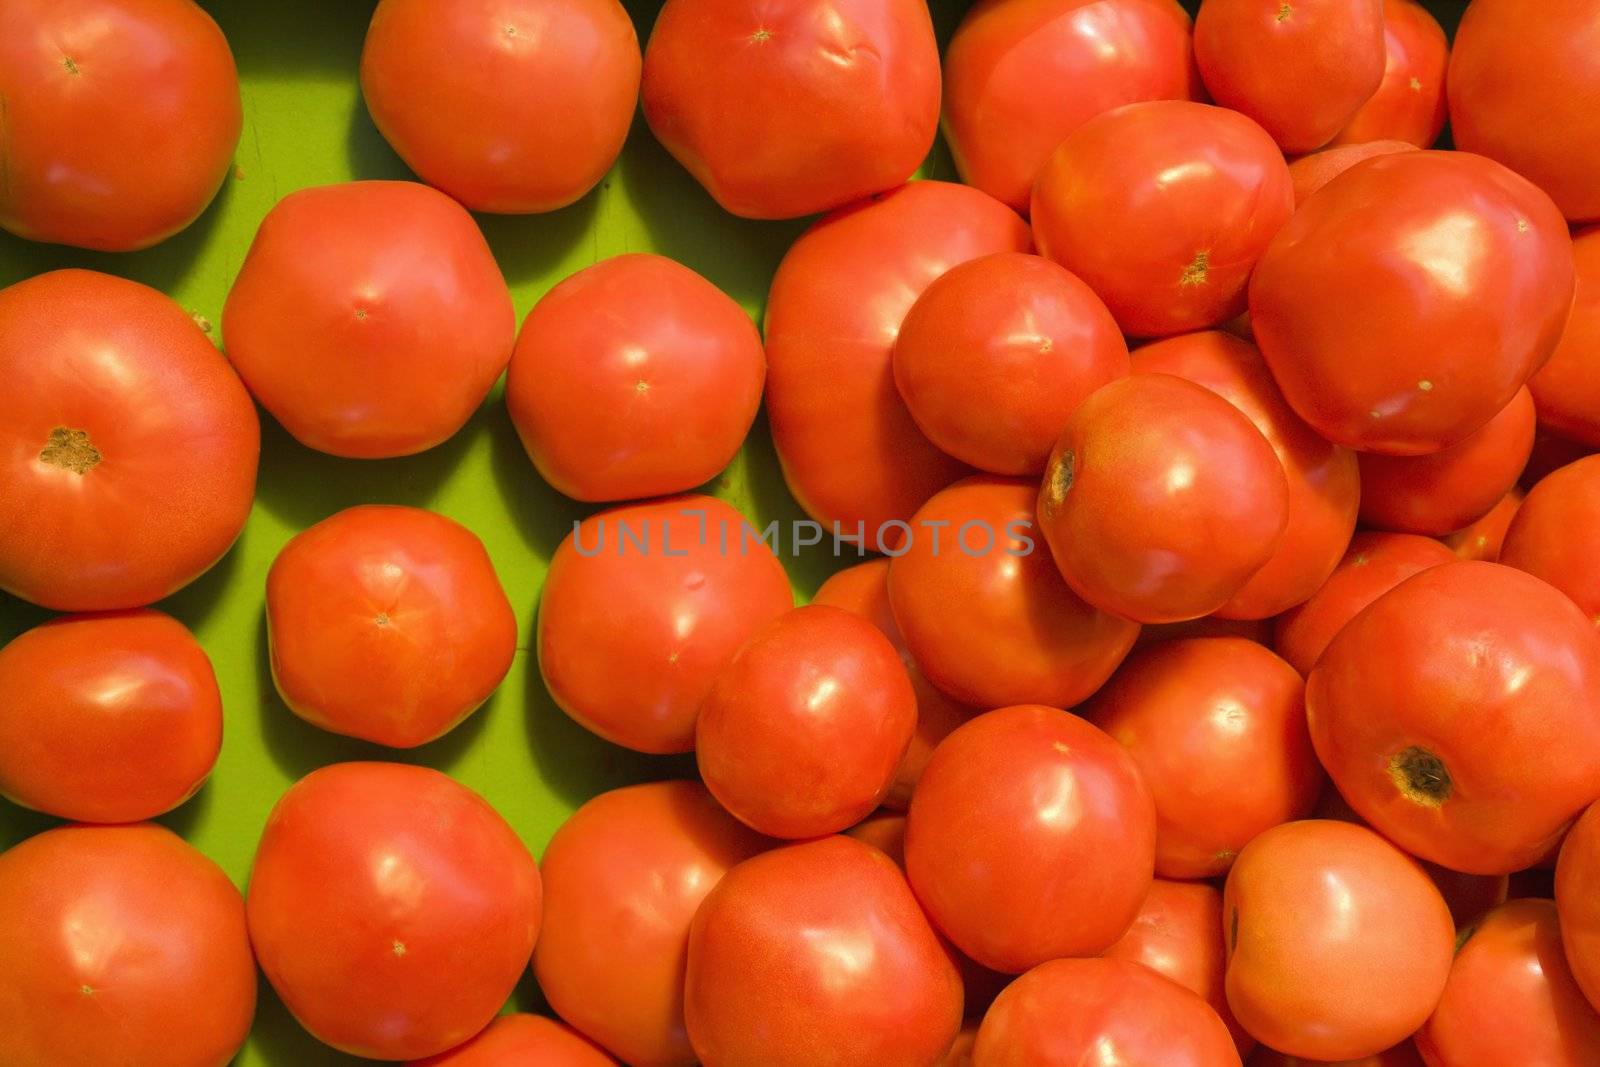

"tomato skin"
[222,180,516,459]
[407,1015,618,1066]
[266,505,516,749]
[641,0,939,220]
[360,0,639,214]
[905,704,1156,973]
[1251,150,1574,456]
[1032,101,1293,338]
[0,0,241,251]
[533,782,768,1067]
[1328,0,1447,148]
[0,824,256,1067]
[1246,1041,1425,1066]
[1443,490,1522,562]
[1501,455,1600,623]
[1557,801,1600,1013]
[0,610,220,823]
[684,836,963,1067]
[0,269,259,612]
[1530,229,1600,447]
[1307,561,1600,875]
[1039,374,1290,624]
[537,496,793,754]
[246,763,542,1061]
[1287,140,1416,205]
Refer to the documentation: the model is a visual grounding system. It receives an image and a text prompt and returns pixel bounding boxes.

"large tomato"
[246,763,541,1060]
[1501,455,1600,622]
[0,0,240,250]
[1250,150,1574,455]
[1557,801,1600,1013]
[1287,140,1416,205]
[408,1015,618,1067]
[0,269,259,611]
[1329,0,1447,147]
[0,824,255,1067]
[640,0,939,219]
[360,0,639,214]
[0,610,220,822]
[1530,228,1600,447]
[266,505,516,748]
[222,180,515,459]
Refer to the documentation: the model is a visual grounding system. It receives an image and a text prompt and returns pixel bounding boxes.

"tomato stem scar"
[39,427,101,475]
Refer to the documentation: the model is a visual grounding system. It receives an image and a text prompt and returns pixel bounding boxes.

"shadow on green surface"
[210,1,374,77]
[161,532,248,633]
[485,404,595,565]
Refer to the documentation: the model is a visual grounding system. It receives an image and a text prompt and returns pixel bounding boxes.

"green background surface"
[0,1,1470,1063]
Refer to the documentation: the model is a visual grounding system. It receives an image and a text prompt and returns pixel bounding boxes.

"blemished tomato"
[1194,0,1384,154]
[886,477,1139,709]
[1087,638,1321,880]
[1557,801,1600,1013]
[1038,374,1289,624]
[0,824,256,1067]
[1286,140,1416,205]
[1501,455,1600,623]
[941,0,1199,213]
[904,704,1156,973]
[0,269,259,612]
[1307,561,1600,875]
[533,782,768,1067]
[1443,491,1522,562]
[892,252,1129,476]
[1530,228,1600,447]
[360,0,639,214]
[408,1015,618,1067]
[1329,0,1447,148]
[1032,101,1294,338]
[0,610,221,823]
[640,0,939,219]
[0,0,241,251]
[265,505,516,748]
[1224,820,1454,1061]
[974,956,1242,1067]
[538,496,793,754]
[1131,330,1360,620]
[506,253,763,502]
[684,836,963,1067]
[222,180,516,459]
[1250,150,1575,456]
[765,181,1030,546]
[1246,1041,1425,1066]
[246,763,541,1061]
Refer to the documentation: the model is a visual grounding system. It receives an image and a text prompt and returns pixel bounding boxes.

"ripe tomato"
[0,269,259,611]
[408,1015,618,1067]
[1038,374,1289,624]
[1530,228,1600,447]
[684,836,963,1067]
[246,763,541,1060]
[1329,0,1447,147]
[0,0,240,250]
[0,610,220,823]
[1246,1042,1424,1066]
[941,0,1199,213]
[533,782,767,1067]
[1557,801,1600,1013]
[537,496,793,754]
[1032,101,1293,338]
[222,180,516,459]
[886,477,1139,709]
[640,0,939,219]
[0,824,255,1067]
[1286,140,1416,205]
[1443,491,1522,562]
[1250,150,1574,455]
[1501,455,1600,623]
[904,705,1155,973]
[1307,561,1600,874]
[266,505,516,748]
[360,0,639,214]
[1224,820,1453,1060]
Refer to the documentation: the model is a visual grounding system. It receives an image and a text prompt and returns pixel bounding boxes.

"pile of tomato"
[3,0,1600,1064]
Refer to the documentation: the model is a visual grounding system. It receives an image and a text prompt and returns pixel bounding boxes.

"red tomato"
[1443,490,1522,562]
[0,0,240,250]
[360,0,639,214]
[764,181,1030,546]
[1032,101,1293,338]
[640,0,939,219]
[1530,228,1600,447]
[223,180,515,459]
[886,477,1139,709]
[1501,455,1600,623]
[0,610,220,822]
[266,505,516,748]
[905,705,1156,973]
[0,824,255,1067]
[246,763,541,1060]
[409,1015,617,1066]
[1253,150,1574,455]
[975,956,1242,1067]
[941,0,1199,213]
[684,836,963,1067]
[845,810,907,868]
[1286,140,1416,205]
[1140,615,1275,648]
[1132,330,1360,620]
[1557,801,1600,1012]
[1328,0,1446,147]
[533,782,767,1067]
[1246,1042,1424,1067]
[1039,374,1289,624]
[1225,820,1453,1060]
[1307,561,1600,874]
[892,252,1128,475]
[538,496,792,753]
[0,269,259,611]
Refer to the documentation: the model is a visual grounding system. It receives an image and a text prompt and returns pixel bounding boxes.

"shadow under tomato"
[213,0,377,78]
[485,401,597,565]
[249,976,360,1067]
[159,532,247,634]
